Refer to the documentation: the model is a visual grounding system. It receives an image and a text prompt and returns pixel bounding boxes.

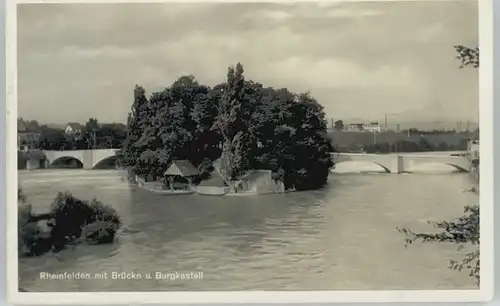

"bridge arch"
[50,156,84,169]
[42,149,119,170]
[444,163,469,172]
[371,162,391,173]
[403,156,471,173]
[334,160,391,173]
[92,155,118,169]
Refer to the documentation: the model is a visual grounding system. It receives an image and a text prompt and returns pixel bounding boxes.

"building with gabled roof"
[65,122,84,135]
[163,160,199,191]
[164,160,199,177]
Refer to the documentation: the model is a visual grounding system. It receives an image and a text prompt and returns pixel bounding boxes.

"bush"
[49,192,122,251]
[18,188,45,256]
[18,189,122,257]
[197,158,215,179]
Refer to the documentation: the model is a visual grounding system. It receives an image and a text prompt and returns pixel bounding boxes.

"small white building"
[345,123,364,132]
[65,123,84,135]
[345,122,381,133]
[362,122,381,133]
[233,170,285,194]
[196,171,229,196]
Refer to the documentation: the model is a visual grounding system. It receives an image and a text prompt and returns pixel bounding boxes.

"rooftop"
[164,160,199,177]
[66,122,84,129]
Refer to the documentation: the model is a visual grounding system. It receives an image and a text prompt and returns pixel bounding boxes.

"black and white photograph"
[8,0,493,303]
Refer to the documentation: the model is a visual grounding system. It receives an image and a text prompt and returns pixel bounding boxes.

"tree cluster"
[402,128,476,135]
[19,120,127,151]
[80,119,127,149]
[117,63,335,190]
[358,138,467,154]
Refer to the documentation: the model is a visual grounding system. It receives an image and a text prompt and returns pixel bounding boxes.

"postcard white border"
[6,0,494,303]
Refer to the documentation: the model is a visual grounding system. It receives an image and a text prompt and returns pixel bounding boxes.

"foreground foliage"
[117,63,334,190]
[18,188,121,257]
[18,188,43,255]
[397,204,479,286]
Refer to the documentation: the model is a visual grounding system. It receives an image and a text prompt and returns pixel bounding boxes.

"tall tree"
[334,120,344,131]
[117,85,150,173]
[83,118,100,149]
[191,83,224,169]
[84,118,100,133]
[213,63,247,180]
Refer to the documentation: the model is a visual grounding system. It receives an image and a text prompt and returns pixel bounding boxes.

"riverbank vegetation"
[330,131,473,154]
[18,119,127,151]
[18,188,121,257]
[117,63,334,191]
[355,138,467,154]
[398,45,480,286]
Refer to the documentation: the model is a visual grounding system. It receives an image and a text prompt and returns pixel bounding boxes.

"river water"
[18,156,479,291]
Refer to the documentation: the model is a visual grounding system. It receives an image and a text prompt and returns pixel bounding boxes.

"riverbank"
[134,168,286,196]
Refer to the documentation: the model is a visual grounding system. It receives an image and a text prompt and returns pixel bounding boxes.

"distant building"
[345,122,381,133]
[18,119,41,150]
[65,123,84,135]
[345,123,364,132]
[363,122,381,133]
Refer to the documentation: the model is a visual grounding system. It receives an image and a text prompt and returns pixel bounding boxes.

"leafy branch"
[454,45,479,68]
[397,204,480,286]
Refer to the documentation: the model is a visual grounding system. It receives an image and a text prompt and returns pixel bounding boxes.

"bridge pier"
[82,150,94,170]
[389,155,404,174]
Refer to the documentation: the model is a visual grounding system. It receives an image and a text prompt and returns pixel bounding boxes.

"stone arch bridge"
[43,149,120,169]
[333,153,471,174]
[36,150,471,173]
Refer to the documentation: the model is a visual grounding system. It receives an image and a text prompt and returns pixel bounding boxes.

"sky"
[17,1,479,125]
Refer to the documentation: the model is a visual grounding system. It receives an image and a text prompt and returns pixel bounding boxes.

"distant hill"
[45,123,66,130]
